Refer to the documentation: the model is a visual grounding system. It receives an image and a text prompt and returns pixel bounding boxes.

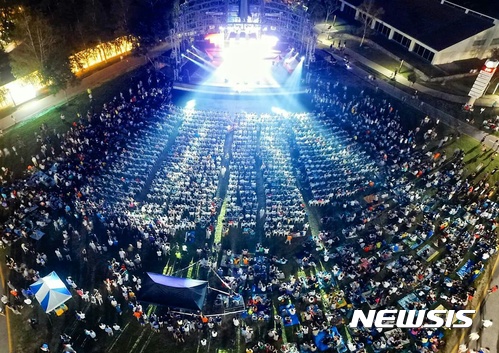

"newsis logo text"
[348,309,476,329]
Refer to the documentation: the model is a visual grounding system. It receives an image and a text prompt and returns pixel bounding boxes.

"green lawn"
[0,66,149,178]
[421,76,476,96]
[352,45,401,70]
[3,60,499,353]
[0,64,155,353]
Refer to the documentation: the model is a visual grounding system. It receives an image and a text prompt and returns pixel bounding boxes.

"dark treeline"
[0,0,173,92]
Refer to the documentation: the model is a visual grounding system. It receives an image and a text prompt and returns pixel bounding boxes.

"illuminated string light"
[70,36,136,74]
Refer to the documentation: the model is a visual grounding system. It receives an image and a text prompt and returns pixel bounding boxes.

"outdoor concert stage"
[173,35,307,97]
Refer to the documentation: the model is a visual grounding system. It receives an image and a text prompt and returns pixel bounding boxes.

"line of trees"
[307,0,341,24]
[0,0,174,93]
[357,0,384,47]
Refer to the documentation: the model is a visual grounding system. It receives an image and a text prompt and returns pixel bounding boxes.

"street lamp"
[398,59,404,74]
[392,59,404,78]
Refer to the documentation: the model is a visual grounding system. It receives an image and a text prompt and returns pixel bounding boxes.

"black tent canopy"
[139,272,208,311]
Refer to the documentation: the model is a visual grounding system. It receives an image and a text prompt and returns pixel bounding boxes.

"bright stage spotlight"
[183,99,196,117]
[185,99,196,110]
[187,50,214,67]
[205,33,224,47]
[301,56,305,61]
[261,35,278,47]
[271,107,290,117]
[212,34,280,91]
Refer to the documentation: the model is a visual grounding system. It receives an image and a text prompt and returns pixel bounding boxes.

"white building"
[339,0,499,65]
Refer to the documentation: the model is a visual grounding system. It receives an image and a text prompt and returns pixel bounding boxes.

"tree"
[308,1,326,23]
[0,87,9,107]
[9,7,74,92]
[0,6,17,48]
[41,50,76,94]
[128,0,172,52]
[9,9,57,78]
[323,0,340,24]
[112,0,133,35]
[82,0,112,43]
[357,0,384,47]
[308,0,340,24]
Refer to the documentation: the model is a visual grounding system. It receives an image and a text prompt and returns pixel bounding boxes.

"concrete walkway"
[0,313,6,353]
[0,256,11,353]
[467,268,499,353]
[316,33,499,150]
[315,26,499,108]
[0,42,171,132]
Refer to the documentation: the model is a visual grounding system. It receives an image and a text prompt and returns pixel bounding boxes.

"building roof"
[345,0,495,51]
[445,0,499,21]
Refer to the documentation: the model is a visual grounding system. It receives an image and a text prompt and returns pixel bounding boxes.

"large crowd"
[0,61,497,353]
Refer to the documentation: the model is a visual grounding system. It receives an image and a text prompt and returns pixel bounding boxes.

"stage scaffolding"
[170,0,316,75]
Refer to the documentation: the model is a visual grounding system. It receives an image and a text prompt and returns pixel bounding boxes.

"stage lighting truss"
[170,0,316,76]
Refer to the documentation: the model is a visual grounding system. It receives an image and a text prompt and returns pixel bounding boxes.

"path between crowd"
[0,41,171,132]
[0,256,12,353]
[316,33,499,151]
[464,252,499,353]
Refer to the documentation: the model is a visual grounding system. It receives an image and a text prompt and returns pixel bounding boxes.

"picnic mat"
[402,233,423,249]
[279,305,300,327]
[457,259,474,279]
[417,244,439,262]
[398,292,421,311]
[314,326,346,352]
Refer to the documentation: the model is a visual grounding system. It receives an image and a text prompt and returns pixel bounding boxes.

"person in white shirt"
[483,319,493,328]
[233,317,240,327]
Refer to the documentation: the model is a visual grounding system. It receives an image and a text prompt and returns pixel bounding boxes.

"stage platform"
[173,82,307,97]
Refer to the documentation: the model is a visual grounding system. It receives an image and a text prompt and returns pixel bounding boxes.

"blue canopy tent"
[30,271,72,313]
[139,272,208,311]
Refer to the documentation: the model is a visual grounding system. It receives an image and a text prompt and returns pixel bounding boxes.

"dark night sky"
[446,0,499,19]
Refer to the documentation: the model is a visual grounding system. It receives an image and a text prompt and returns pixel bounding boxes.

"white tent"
[30,271,72,313]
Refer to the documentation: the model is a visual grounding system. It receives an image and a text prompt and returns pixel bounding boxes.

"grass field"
[0,64,156,353]
[0,66,149,179]
[2,58,499,353]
